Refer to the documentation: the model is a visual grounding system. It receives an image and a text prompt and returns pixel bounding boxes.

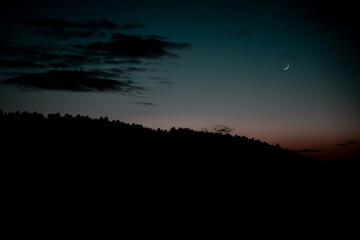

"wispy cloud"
[149,77,170,81]
[131,101,156,106]
[125,67,147,72]
[105,59,143,65]
[336,143,348,147]
[336,140,358,148]
[149,77,174,85]
[158,81,174,85]
[213,125,234,134]
[1,17,192,94]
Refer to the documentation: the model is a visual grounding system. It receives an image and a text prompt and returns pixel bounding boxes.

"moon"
[283,64,290,71]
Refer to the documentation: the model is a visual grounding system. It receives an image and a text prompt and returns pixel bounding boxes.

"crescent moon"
[283,64,289,71]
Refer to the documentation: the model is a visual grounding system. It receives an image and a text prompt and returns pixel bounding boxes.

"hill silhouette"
[2,108,360,222]
[1,109,359,182]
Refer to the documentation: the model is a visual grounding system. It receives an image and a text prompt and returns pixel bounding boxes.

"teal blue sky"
[1,0,359,160]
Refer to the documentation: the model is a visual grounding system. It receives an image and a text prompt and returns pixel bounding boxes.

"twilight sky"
[1,0,359,161]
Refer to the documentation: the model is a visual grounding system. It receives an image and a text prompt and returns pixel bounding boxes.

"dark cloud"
[158,81,174,85]
[85,33,191,59]
[149,77,174,85]
[1,31,190,71]
[164,61,179,65]
[336,140,358,148]
[213,125,234,134]
[30,52,102,66]
[22,18,118,31]
[1,70,146,93]
[148,35,167,40]
[149,77,169,80]
[109,68,126,74]
[125,67,147,72]
[29,52,102,66]
[48,62,71,68]
[32,29,93,39]
[0,59,46,68]
[65,55,101,65]
[1,19,192,95]
[120,24,145,30]
[0,45,100,68]
[0,45,42,57]
[131,101,156,106]
[336,143,348,147]
[82,70,118,78]
[0,71,27,76]
[105,59,143,65]
[21,18,118,40]
[145,62,163,66]
[72,44,86,49]
[61,54,102,65]
[300,149,323,153]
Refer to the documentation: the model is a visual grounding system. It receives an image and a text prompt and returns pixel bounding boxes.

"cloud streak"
[0,59,46,68]
[22,18,118,31]
[21,18,119,40]
[85,33,191,59]
[32,29,93,39]
[105,59,143,65]
[131,101,156,106]
[1,71,147,93]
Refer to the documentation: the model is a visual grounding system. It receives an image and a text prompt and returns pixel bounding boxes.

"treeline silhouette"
[3,110,358,234]
[1,109,358,181]
[0,109,308,159]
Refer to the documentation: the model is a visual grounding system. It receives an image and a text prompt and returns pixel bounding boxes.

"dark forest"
[2,109,358,179]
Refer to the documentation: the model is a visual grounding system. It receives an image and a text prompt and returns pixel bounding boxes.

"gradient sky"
[1,0,359,161]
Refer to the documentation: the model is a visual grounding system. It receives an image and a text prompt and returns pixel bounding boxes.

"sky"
[0,0,359,161]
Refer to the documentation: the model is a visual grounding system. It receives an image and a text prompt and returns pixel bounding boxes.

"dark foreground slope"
[1,110,359,224]
[1,109,358,181]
